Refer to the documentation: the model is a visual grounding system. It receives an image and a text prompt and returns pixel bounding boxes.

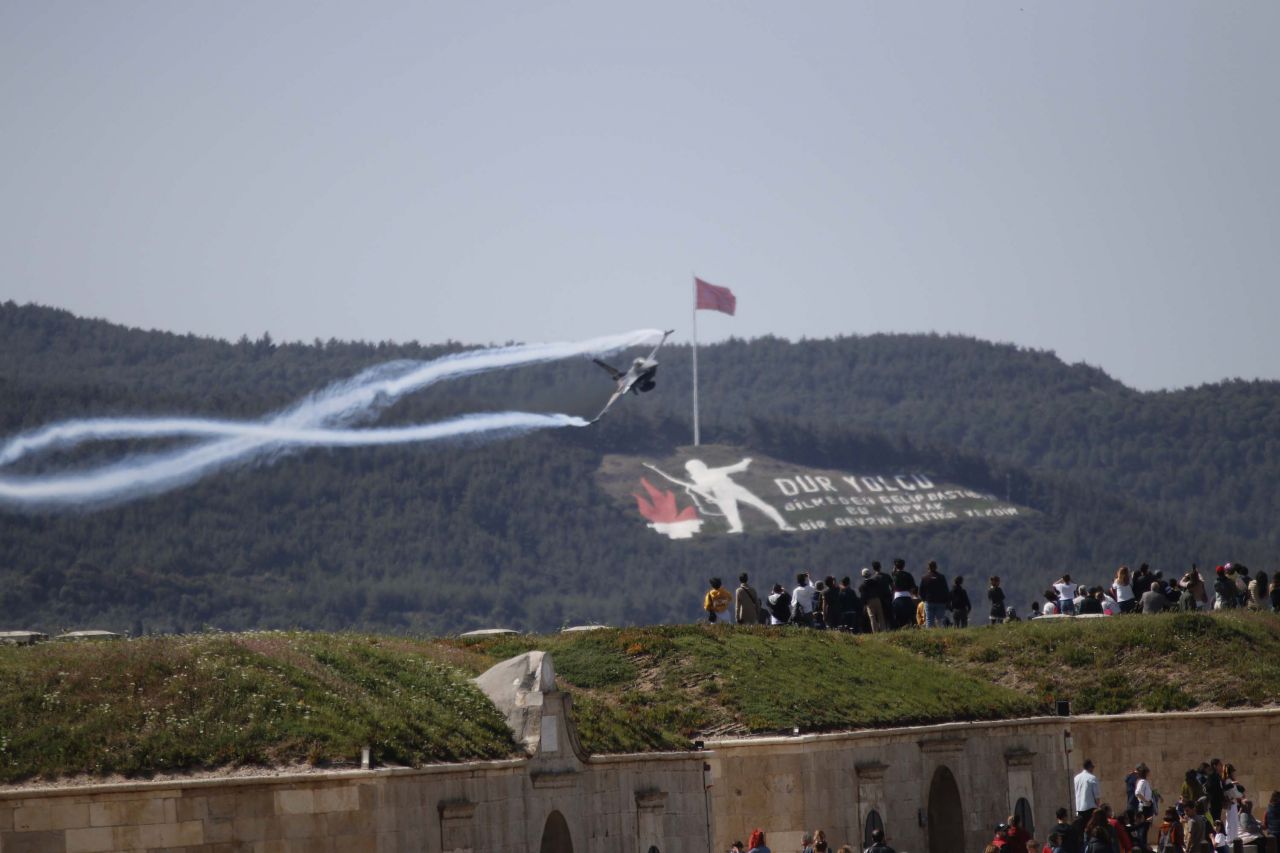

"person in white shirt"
[1112,565,1136,613]
[791,573,817,623]
[1133,763,1154,850]
[1074,759,1101,824]
[1054,574,1077,615]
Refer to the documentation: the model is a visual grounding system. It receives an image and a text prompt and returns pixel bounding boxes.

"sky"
[1,2,1277,391]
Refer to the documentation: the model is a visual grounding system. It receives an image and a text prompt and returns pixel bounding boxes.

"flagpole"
[691,275,700,446]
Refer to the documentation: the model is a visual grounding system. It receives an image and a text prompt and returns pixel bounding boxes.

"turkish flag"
[695,277,736,315]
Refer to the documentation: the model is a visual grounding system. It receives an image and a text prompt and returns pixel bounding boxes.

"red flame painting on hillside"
[632,478,702,539]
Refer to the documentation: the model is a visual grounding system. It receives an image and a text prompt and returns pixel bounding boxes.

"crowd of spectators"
[1054,756,1280,852]
[730,826,897,853]
[1031,563,1279,622]
[702,561,1280,630]
[727,757,1280,853]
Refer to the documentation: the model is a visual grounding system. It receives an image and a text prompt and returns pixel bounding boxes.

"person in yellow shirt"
[704,577,731,623]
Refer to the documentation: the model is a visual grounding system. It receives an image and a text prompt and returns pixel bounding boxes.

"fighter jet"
[590,330,674,423]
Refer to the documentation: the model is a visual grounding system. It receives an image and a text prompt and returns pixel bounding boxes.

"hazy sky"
[2,2,1276,390]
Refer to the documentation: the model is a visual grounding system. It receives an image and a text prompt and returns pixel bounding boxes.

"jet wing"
[593,359,625,381]
[589,387,627,424]
[640,329,675,363]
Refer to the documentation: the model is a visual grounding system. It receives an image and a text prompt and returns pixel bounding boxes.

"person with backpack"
[791,573,817,626]
[1154,807,1184,853]
[734,573,763,625]
[704,577,731,623]
[766,584,791,625]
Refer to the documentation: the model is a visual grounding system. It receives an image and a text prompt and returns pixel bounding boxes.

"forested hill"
[0,301,1275,635]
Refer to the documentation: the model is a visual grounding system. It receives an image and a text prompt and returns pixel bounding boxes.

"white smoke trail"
[0,329,663,510]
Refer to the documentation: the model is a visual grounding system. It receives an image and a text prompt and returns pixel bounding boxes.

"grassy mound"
[3,613,1279,784]
[882,610,1280,714]
[453,625,1040,752]
[0,632,516,784]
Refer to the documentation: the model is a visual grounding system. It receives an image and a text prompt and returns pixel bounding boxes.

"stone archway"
[927,765,964,853]
[540,810,573,853]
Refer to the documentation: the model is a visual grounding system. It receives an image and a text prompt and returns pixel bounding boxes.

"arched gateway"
[927,765,965,853]
[539,810,574,853]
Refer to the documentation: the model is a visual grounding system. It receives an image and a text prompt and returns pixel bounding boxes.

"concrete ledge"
[702,707,1280,751]
[0,759,527,802]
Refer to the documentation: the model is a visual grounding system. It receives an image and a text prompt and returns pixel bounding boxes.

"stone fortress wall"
[2,650,1277,853]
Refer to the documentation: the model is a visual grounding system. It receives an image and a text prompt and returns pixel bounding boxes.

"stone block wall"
[706,718,1072,853]
[0,756,707,853]
[4,652,1277,853]
[1069,709,1280,812]
[705,710,1280,853]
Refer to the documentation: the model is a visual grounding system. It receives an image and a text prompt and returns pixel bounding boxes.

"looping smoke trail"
[0,329,663,510]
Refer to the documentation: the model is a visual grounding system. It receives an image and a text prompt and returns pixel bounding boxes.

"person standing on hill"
[822,575,843,630]
[920,561,950,628]
[1053,574,1077,615]
[1111,566,1136,614]
[1248,571,1269,610]
[767,584,791,625]
[861,568,888,632]
[1212,567,1237,610]
[735,573,762,625]
[1140,583,1167,614]
[891,559,917,629]
[792,573,818,626]
[988,576,1007,625]
[950,577,972,627]
[871,561,894,628]
[837,576,863,632]
[1078,588,1103,615]
[1132,563,1154,597]
[1179,565,1208,608]
[704,578,731,623]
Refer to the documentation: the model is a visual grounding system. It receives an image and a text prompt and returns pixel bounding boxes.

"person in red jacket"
[1104,804,1133,853]
[1004,814,1032,853]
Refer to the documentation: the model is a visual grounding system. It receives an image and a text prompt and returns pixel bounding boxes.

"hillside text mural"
[598,446,1026,540]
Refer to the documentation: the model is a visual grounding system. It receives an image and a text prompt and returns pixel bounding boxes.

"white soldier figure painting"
[642,457,796,534]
